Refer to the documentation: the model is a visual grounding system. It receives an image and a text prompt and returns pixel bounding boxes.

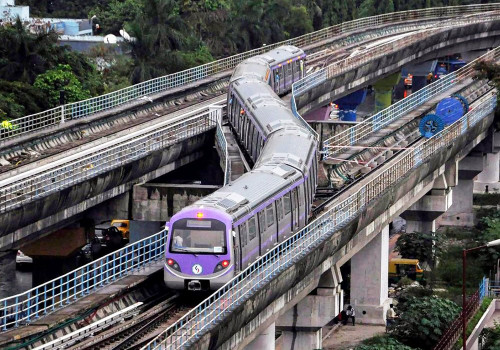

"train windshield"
[170,218,227,254]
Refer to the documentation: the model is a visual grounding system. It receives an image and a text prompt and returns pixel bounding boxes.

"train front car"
[164,207,234,291]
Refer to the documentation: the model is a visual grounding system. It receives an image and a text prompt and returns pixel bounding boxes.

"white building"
[0,0,29,22]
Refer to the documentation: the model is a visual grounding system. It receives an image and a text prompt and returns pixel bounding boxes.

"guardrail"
[433,277,488,350]
[0,103,223,214]
[142,91,497,349]
[2,4,500,142]
[214,105,231,185]
[0,232,165,330]
[318,36,500,160]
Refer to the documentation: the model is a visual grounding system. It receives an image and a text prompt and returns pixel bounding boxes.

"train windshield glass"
[170,218,227,254]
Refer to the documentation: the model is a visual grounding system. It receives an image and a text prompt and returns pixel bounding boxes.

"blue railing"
[0,231,166,330]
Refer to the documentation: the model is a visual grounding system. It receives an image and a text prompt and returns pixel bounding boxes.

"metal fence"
[319,41,500,160]
[141,90,497,349]
[2,4,500,142]
[433,277,488,350]
[0,104,223,214]
[0,232,166,330]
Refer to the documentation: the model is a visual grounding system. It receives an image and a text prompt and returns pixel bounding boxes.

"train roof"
[255,127,317,173]
[190,163,302,221]
[230,56,270,83]
[231,78,300,137]
[260,45,306,66]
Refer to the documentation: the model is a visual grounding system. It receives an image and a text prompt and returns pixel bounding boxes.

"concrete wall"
[132,183,219,221]
[296,20,500,116]
[189,108,494,349]
[0,131,214,250]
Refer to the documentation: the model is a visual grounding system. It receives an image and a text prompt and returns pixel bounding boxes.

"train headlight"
[214,260,230,272]
[166,258,181,272]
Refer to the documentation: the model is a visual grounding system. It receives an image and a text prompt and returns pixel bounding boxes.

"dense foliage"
[393,296,461,348]
[481,322,500,350]
[0,20,103,119]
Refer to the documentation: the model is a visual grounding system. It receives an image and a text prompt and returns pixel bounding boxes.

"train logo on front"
[192,264,203,275]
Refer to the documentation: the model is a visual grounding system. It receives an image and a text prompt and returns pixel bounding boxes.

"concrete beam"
[0,149,205,251]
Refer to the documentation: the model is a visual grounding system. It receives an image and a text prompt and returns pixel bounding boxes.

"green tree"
[355,335,416,350]
[127,0,213,83]
[284,5,314,38]
[393,296,460,349]
[90,0,144,35]
[33,64,91,107]
[358,0,377,18]
[395,231,442,266]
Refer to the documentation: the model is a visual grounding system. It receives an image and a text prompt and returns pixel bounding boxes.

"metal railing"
[319,39,500,160]
[214,107,231,185]
[142,89,497,349]
[433,277,488,350]
[0,232,166,330]
[2,4,500,142]
[0,104,223,214]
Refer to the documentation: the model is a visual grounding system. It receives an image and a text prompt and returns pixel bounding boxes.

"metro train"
[164,45,316,291]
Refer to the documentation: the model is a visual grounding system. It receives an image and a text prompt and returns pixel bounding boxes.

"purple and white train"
[164,45,317,291]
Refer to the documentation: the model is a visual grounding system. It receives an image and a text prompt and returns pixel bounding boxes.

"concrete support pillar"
[350,225,390,324]
[373,72,401,113]
[276,267,343,350]
[245,322,275,350]
[335,89,367,121]
[441,153,484,226]
[400,172,453,233]
[474,152,500,193]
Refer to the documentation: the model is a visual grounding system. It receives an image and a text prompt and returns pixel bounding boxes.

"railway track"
[65,294,194,350]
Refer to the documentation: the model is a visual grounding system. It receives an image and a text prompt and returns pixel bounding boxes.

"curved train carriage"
[164,45,316,291]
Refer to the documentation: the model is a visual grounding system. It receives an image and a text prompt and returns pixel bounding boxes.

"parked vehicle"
[389,258,424,284]
[111,219,130,241]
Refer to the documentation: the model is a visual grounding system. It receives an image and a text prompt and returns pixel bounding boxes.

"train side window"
[283,192,291,214]
[266,204,274,227]
[239,222,247,247]
[248,216,257,241]
[258,211,266,234]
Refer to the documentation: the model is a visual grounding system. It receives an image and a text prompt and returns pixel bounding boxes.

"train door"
[238,222,249,268]
[258,210,266,256]
[285,63,293,90]
[304,176,310,219]
[276,198,287,243]
[291,188,300,231]
[273,68,281,95]
[247,216,259,258]
[251,128,258,160]
[298,184,306,227]
[265,204,278,249]
[232,225,242,272]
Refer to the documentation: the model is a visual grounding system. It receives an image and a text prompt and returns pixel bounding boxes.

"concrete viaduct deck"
[1,12,499,252]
